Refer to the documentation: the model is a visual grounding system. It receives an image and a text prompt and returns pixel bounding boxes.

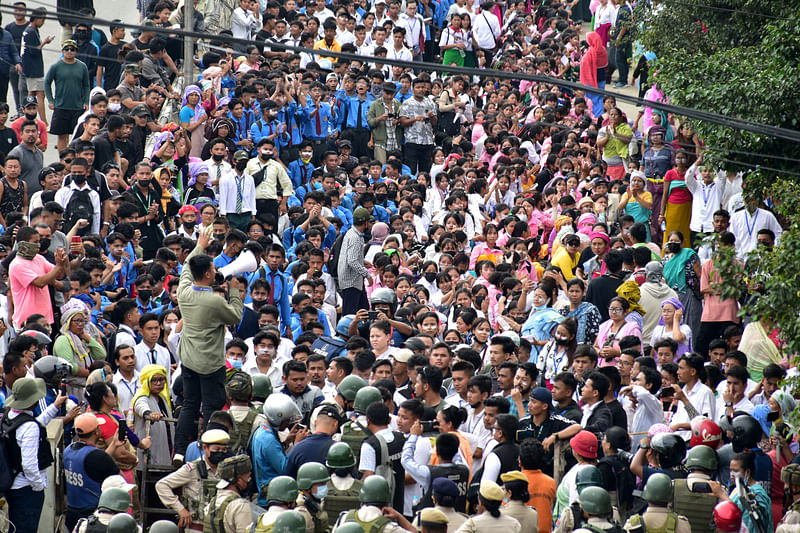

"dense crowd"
[0,0,794,533]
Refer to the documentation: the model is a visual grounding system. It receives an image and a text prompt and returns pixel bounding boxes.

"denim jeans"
[7,485,45,533]
[174,365,227,455]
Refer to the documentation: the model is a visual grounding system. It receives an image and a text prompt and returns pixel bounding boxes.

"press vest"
[364,431,405,511]
[64,442,103,509]
[417,464,470,513]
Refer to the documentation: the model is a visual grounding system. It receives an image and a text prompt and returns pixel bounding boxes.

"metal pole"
[183,0,194,81]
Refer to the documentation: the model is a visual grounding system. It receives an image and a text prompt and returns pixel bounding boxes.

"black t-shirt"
[84,447,120,482]
[518,413,574,476]
[585,272,626,322]
[0,127,19,162]
[98,41,125,92]
[605,399,628,429]
[91,132,117,173]
[4,21,28,51]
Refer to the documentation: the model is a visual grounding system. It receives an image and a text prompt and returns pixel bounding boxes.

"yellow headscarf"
[132,364,171,410]
[616,280,646,316]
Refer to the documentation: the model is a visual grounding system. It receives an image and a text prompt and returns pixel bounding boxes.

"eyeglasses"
[63,159,73,164]
[617,360,633,367]
[150,376,166,384]
[71,317,87,324]
[608,307,624,314]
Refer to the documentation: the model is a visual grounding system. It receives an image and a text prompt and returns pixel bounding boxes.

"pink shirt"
[9,254,55,325]
[700,259,740,322]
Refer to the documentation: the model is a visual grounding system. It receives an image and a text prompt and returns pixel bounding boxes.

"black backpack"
[326,231,346,284]
[64,189,94,235]
[0,409,35,495]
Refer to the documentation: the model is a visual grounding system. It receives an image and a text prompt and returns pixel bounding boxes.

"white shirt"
[389,45,414,62]
[134,341,172,381]
[336,28,356,45]
[400,13,425,50]
[54,183,102,234]
[716,395,755,419]
[231,7,261,41]
[359,427,397,472]
[471,10,501,49]
[629,385,665,436]
[9,404,59,491]
[672,380,716,439]
[114,325,137,352]
[217,171,257,216]
[685,165,726,233]
[242,358,285,390]
[113,369,140,416]
[204,158,234,190]
[730,207,782,259]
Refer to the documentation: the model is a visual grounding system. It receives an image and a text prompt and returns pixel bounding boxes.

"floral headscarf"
[132,364,171,410]
[60,300,95,366]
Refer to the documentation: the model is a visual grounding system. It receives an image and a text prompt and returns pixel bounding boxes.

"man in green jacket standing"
[367,82,402,164]
[44,39,90,152]
[174,226,245,465]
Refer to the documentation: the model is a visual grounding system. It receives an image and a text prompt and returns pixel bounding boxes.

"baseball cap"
[570,430,599,459]
[382,82,397,93]
[74,413,99,436]
[61,39,77,50]
[419,508,448,527]
[530,386,552,407]
[101,474,136,493]
[23,95,37,108]
[233,150,250,161]
[338,139,352,148]
[326,73,339,82]
[131,104,151,117]
[392,349,413,363]
[432,477,459,497]
[353,207,374,225]
[123,64,142,76]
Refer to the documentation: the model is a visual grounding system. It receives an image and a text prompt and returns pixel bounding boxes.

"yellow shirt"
[314,39,341,63]
[551,247,580,281]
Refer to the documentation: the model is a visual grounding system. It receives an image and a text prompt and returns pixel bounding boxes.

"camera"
[515,429,535,442]
[367,310,379,321]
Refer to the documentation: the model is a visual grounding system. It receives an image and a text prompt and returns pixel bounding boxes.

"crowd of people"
[0,0,795,533]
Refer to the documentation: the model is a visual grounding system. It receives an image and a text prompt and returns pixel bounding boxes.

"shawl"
[181,85,206,124]
[565,301,599,344]
[132,364,171,411]
[579,32,608,88]
[739,320,782,382]
[520,307,562,349]
[60,302,91,365]
[663,247,696,292]
[616,280,646,316]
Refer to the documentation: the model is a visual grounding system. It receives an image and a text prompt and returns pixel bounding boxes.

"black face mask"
[211,153,225,162]
[424,271,437,283]
[214,233,226,241]
[138,289,152,302]
[24,112,37,121]
[486,146,497,155]
[138,179,151,189]
[555,336,570,346]
[72,173,87,185]
[252,298,267,309]
[513,316,526,324]
[376,193,387,203]
[767,410,780,421]
[501,147,511,155]
[413,205,423,215]
[183,221,196,230]
[73,30,89,41]
[39,238,51,252]
[208,450,229,465]
[235,161,248,171]
[666,242,682,254]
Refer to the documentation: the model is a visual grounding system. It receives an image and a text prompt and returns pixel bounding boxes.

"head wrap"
[657,297,684,325]
[86,368,109,387]
[577,213,596,235]
[59,299,94,368]
[588,230,610,247]
[132,364,171,411]
[181,85,206,124]
[188,159,210,187]
[616,280,645,316]
[370,222,390,245]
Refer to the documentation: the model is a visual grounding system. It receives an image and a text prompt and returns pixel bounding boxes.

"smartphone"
[691,482,712,493]
[71,236,82,245]
[294,423,306,431]
[367,310,379,320]
[117,288,128,299]
[60,380,67,397]
[660,386,674,397]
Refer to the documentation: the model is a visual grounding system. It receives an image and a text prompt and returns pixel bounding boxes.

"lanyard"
[745,209,759,237]
[467,410,484,434]
[135,189,151,213]
[120,377,138,397]
[701,182,714,207]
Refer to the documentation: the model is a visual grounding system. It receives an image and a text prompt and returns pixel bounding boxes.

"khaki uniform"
[453,511,522,533]
[623,507,691,533]
[555,504,623,533]
[229,405,267,434]
[206,488,255,533]
[155,458,220,522]
[297,497,328,533]
[502,501,539,533]
[331,506,408,533]
[252,505,292,531]
[412,506,469,533]
[575,517,620,533]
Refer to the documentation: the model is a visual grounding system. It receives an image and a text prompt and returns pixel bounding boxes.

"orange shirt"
[523,468,556,533]
[430,431,473,477]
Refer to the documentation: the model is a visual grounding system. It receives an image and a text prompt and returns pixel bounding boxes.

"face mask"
[767,410,780,421]
[413,205,423,215]
[666,242,681,254]
[501,147,511,155]
[138,289,152,302]
[370,83,382,97]
[261,150,274,160]
[555,335,570,345]
[39,238,51,253]
[235,161,248,171]
[73,30,89,41]
[214,233,226,241]
[138,179,151,189]
[486,146,497,155]
[109,102,121,112]
[313,485,328,500]
[208,450,229,465]
[24,111,37,121]
[424,271,437,283]
[17,240,39,260]
[227,357,243,370]
[334,468,351,477]
[376,193,387,203]
[72,173,87,185]
[300,152,312,163]
[211,154,225,162]
[183,221,196,230]
[252,299,267,309]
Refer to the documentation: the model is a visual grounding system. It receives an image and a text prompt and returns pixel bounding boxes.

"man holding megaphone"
[173,226,246,468]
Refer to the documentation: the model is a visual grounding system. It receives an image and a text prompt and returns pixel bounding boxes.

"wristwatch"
[725,402,733,407]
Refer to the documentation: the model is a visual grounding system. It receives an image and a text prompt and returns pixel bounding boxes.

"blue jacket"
[343,94,375,129]
[252,424,287,506]
[0,29,21,68]
[288,159,315,190]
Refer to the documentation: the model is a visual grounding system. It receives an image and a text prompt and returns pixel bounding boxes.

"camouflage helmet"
[575,465,603,494]
[297,462,331,491]
[273,510,307,533]
[226,370,253,402]
[251,374,273,400]
[642,473,673,505]
[106,513,138,533]
[359,475,392,505]
[353,386,382,413]
[266,476,299,504]
[97,488,131,513]
[326,442,356,469]
[578,486,612,516]
[337,375,367,402]
[781,464,800,488]
[217,454,252,487]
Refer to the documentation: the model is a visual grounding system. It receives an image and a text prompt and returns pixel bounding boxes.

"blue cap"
[432,477,459,497]
[752,404,772,437]
[531,387,552,407]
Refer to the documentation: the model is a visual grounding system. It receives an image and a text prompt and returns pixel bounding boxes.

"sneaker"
[172,453,184,467]
[614,82,627,88]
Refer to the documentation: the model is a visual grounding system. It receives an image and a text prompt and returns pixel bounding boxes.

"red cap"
[714,501,742,532]
[178,205,199,215]
[570,430,598,459]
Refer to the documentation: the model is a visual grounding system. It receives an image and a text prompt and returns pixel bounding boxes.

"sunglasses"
[63,47,77,52]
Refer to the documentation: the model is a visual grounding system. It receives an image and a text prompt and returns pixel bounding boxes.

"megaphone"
[219,250,259,279]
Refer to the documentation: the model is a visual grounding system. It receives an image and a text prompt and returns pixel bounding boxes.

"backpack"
[228,410,259,455]
[311,336,347,362]
[64,189,94,235]
[373,432,395,505]
[0,409,36,495]
[327,232,346,284]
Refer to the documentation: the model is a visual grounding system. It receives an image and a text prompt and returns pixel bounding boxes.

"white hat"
[101,474,136,493]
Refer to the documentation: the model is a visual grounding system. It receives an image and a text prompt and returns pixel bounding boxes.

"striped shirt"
[337,226,369,290]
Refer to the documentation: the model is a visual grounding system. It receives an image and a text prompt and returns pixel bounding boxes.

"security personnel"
[410,478,468,533]
[573,487,621,533]
[106,513,140,533]
[226,371,266,454]
[64,413,121,530]
[624,474,690,533]
[339,385,382,464]
[251,476,301,532]
[296,462,331,533]
[501,471,539,533]
[672,445,719,533]
[332,476,413,533]
[252,374,273,410]
[149,521,179,533]
[456,481,522,533]
[156,429,230,529]
[323,442,363,520]
[203,454,255,533]
[276,512,318,533]
[418,508,450,533]
[555,466,607,533]
[75,488,132,533]
[777,464,800,533]
[310,374,362,430]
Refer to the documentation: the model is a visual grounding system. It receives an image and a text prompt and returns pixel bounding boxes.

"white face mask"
[109,102,122,112]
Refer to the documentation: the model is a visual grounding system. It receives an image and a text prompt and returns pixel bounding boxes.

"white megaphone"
[219,250,259,279]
